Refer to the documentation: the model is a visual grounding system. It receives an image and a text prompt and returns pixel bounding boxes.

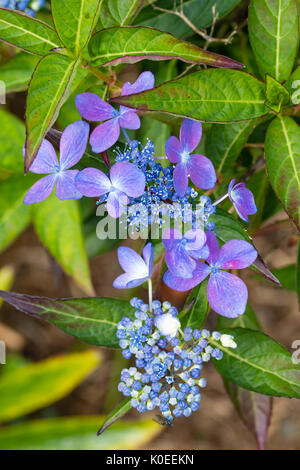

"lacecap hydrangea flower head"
[116,295,237,423]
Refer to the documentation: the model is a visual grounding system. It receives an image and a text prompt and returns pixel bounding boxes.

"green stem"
[148,278,153,313]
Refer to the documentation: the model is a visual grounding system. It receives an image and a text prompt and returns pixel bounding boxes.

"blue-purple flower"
[23,121,89,204]
[165,119,216,197]
[162,228,209,279]
[75,162,145,218]
[228,179,257,222]
[113,243,154,289]
[164,232,257,317]
[75,71,154,153]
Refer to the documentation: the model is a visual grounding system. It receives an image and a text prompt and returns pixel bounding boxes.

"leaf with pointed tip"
[210,209,280,286]
[32,193,93,295]
[249,0,299,82]
[224,380,272,450]
[25,54,82,172]
[265,74,290,112]
[206,120,259,176]
[88,26,244,68]
[265,116,300,231]
[112,70,269,122]
[97,0,144,28]
[97,398,132,435]
[52,0,103,55]
[0,350,101,422]
[212,328,300,398]
[0,8,62,55]
[252,255,281,286]
[0,290,135,348]
[0,53,39,93]
[253,263,296,291]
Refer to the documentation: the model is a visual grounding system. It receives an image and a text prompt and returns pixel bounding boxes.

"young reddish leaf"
[224,380,273,450]
[0,290,135,348]
[89,26,244,68]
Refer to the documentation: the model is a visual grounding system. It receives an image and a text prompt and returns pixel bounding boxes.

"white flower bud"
[155,313,181,337]
[220,334,237,349]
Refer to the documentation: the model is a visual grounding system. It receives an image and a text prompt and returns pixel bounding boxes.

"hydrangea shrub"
[0,0,300,450]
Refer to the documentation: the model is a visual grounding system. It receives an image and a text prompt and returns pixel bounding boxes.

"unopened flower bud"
[155,313,181,338]
[220,334,237,349]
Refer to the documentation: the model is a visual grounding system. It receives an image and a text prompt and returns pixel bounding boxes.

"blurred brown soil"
[0,210,299,450]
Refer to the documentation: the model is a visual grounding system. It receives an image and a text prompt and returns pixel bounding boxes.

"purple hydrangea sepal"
[75,162,145,218]
[113,243,154,289]
[228,179,257,222]
[75,71,154,153]
[164,232,257,317]
[165,118,216,197]
[23,121,89,204]
[162,228,209,279]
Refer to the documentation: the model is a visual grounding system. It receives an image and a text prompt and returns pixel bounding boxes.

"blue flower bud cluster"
[0,0,46,15]
[115,140,216,231]
[117,297,224,423]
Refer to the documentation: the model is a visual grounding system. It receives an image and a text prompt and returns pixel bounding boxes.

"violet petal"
[59,121,90,170]
[90,119,120,153]
[165,136,181,164]
[187,154,216,190]
[106,190,128,218]
[23,174,57,204]
[216,240,257,270]
[119,110,140,130]
[173,162,188,197]
[207,270,248,317]
[75,93,115,121]
[117,246,148,276]
[165,244,196,279]
[180,118,202,153]
[110,162,145,198]
[121,71,155,96]
[142,242,154,277]
[28,139,58,174]
[162,228,182,251]
[113,273,148,289]
[231,187,257,222]
[55,170,82,200]
[163,261,210,292]
[206,231,220,265]
[75,167,111,197]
